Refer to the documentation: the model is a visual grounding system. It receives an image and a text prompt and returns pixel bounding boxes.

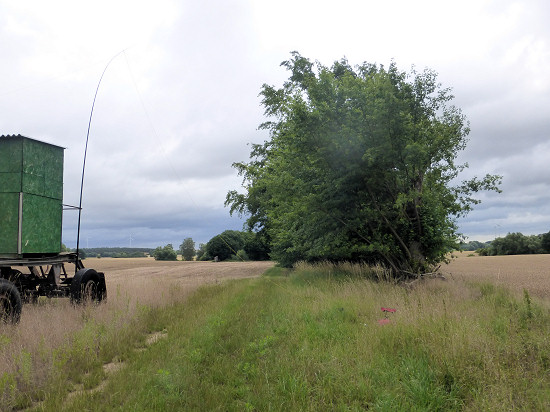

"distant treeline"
[77,247,153,258]
[151,231,271,262]
[461,231,550,256]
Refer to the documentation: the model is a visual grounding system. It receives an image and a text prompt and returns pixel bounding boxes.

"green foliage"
[204,231,271,261]
[455,230,550,256]
[489,232,542,255]
[205,230,245,261]
[541,231,550,253]
[152,244,178,261]
[243,231,270,260]
[179,237,196,261]
[112,251,148,258]
[226,52,501,275]
[460,240,490,251]
[196,243,208,261]
[477,248,489,256]
[79,247,152,258]
[235,249,249,261]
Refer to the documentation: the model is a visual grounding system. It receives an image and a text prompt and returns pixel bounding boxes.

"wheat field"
[442,252,550,299]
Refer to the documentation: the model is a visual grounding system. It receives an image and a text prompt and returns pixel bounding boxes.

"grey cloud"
[2,0,550,248]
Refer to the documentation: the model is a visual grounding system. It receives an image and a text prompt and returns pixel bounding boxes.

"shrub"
[206,231,245,261]
[152,244,178,261]
[235,249,249,261]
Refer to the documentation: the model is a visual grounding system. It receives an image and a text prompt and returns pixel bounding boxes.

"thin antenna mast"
[76,50,126,269]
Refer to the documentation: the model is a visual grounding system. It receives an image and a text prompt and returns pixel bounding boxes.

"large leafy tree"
[179,237,196,261]
[205,230,245,261]
[542,231,550,253]
[226,53,501,276]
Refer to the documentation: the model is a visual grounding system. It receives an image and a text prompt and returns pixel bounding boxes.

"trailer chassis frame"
[0,253,106,322]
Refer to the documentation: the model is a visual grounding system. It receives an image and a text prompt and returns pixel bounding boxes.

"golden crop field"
[442,252,550,299]
[7,258,275,324]
[86,254,550,301]
[87,257,274,291]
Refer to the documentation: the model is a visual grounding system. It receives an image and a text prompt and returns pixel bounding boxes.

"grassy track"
[45,263,550,411]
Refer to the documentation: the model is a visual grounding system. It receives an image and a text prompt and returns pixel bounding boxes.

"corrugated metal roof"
[0,134,65,149]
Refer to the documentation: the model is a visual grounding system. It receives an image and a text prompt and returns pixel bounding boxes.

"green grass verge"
[23,266,550,410]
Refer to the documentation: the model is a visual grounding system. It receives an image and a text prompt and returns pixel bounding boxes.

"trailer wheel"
[71,269,106,304]
[0,279,22,324]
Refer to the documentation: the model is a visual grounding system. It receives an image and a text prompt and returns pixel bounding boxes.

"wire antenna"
[76,50,127,269]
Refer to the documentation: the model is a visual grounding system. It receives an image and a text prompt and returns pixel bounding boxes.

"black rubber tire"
[7,270,32,303]
[70,268,105,304]
[0,279,22,324]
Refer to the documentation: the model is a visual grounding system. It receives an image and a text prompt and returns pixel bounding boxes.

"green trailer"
[0,135,106,322]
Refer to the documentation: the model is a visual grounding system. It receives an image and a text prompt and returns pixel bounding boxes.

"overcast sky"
[1,0,548,248]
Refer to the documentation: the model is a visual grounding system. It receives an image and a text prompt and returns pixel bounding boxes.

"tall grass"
[0,276,190,410]
[293,260,395,282]
[54,261,550,411]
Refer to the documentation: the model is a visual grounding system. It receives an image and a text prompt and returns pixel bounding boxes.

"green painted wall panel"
[0,173,22,193]
[43,144,64,199]
[21,138,64,199]
[0,193,19,254]
[0,139,23,173]
[0,135,64,256]
[21,194,62,254]
[21,173,44,196]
